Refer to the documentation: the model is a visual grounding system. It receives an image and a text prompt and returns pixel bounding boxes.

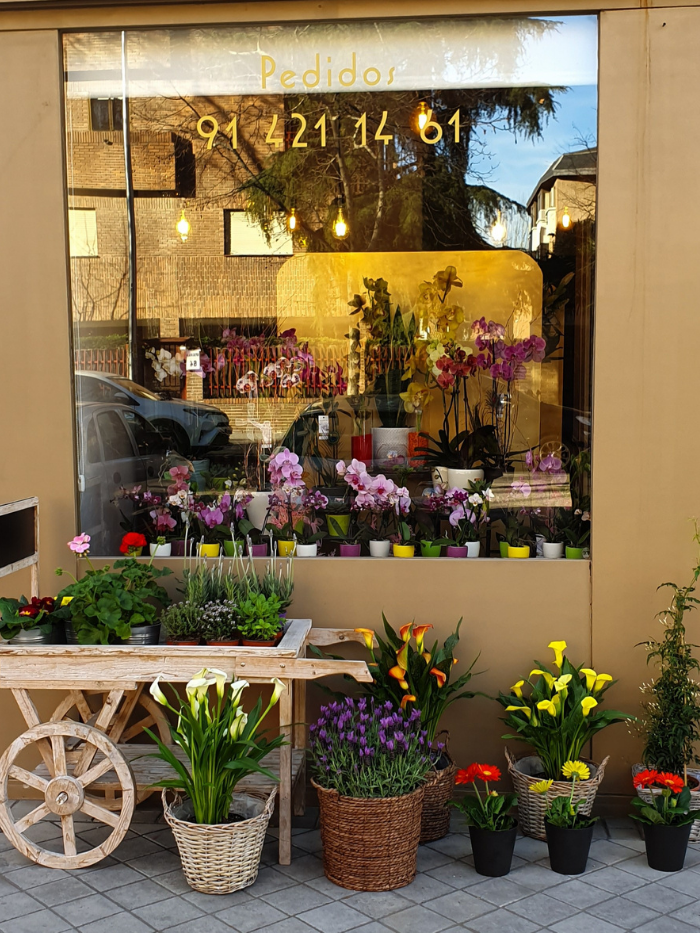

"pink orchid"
[202,507,224,529]
[68,533,91,554]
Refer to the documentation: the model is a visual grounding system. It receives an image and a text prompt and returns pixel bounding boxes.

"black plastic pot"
[643,822,692,872]
[469,823,518,877]
[545,821,594,875]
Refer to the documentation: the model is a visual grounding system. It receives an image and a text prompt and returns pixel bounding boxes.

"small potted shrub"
[0,596,57,645]
[535,760,597,874]
[161,601,201,645]
[200,599,239,646]
[632,770,697,871]
[148,670,286,893]
[237,594,283,645]
[309,697,432,891]
[498,639,633,838]
[451,763,518,876]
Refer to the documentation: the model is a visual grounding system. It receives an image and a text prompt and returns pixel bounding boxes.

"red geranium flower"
[633,769,659,790]
[656,772,685,794]
[119,532,148,554]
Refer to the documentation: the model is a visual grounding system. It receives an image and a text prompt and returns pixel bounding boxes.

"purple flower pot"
[446,545,467,558]
[340,543,362,557]
[170,539,196,557]
[248,543,268,557]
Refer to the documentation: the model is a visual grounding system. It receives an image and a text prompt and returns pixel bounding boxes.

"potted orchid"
[526,448,567,558]
[442,480,493,558]
[336,460,411,557]
[264,448,305,557]
[115,484,179,557]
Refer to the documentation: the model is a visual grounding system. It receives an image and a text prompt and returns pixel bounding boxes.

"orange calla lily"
[430,667,447,688]
[399,623,413,642]
[422,652,432,665]
[412,624,433,652]
[388,665,409,690]
[396,642,410,671]
[400,694,417,710]
[354,628,375,651]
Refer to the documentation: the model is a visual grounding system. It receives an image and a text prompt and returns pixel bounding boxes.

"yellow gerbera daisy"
[562,760,591,781]
[530,779,553,794]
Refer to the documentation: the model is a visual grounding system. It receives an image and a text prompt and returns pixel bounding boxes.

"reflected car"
[75,371,232,455]
[77,402,167,555]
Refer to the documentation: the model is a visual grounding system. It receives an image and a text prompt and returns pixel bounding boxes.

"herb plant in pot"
[200,599,239,646]
[498,640,633,839]
[0,596,57,645]
[237,594,283,646]
[536,761,598,874]
[161,601,201,645]
[309,697,432,891]
[148,671,286,893]
[632,770,697,871]
[451,763,518,877]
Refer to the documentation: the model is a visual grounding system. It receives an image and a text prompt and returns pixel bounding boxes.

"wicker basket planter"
[313,779,424,891]
[163,788,276,894]
[632,764,700,843]
[506,749,609,840]
[420,752,458,843]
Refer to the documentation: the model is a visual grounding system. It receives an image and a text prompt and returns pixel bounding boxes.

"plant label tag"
[318,415,330,439]
[185,349,201,371]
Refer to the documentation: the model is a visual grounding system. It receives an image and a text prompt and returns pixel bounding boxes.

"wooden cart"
[0,621,371,870]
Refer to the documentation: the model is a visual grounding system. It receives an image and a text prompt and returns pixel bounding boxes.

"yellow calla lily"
[580,668,597,691]
[594,673,613,693]
[412,624,433,653]
[553,674,572,693]
[354,628,375,651]
[511,680,525,699]
[396,642,410,672]
[548,640,568,669]
[422,652,432,665]
[506,705,532,719]
[552,692,562,711]
[537,699,557,717]
[399,623,413,643]
[530,669,555,690]
[581,696,598,717]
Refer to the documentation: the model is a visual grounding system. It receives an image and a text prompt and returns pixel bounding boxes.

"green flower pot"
[327,513,351,537]
[223,540,244,557]
[420,541,443,558]
[565,546,585,560]
[499,541,509,558]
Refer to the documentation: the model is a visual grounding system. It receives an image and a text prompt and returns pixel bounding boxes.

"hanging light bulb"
[491,210,507,246]
[332,203,349,240]
[417,101,428,132]
[176,208,191,243]
[561,207,572,229]
[287,208,297,232]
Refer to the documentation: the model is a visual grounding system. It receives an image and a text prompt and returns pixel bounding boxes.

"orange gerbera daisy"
[633,769,659,790]
[656,772,685,794]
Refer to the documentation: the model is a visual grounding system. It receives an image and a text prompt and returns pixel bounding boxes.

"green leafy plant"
[498,640,634,780]
[259,561,294,611]
[631,770,697,825]
[451,763,518,831]
[639,539,700,774]
[0,596,56,640]
[534,760,598,828]
[161,601,201,643]
[237,594,283,642]
[147,670,286,824]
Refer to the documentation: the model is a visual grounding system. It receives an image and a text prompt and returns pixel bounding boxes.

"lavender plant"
[309,697,433,798]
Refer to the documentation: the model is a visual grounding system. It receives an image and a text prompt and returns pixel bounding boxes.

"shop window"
[68,209,98,257]
[64,17,597,557]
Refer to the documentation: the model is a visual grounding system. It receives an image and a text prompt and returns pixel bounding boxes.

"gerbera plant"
[631,770,697,826]
[498,640,634,780]
[534,760,598,829]
[451,763,518,831]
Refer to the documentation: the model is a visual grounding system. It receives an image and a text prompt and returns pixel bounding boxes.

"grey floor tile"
[80,863,145,892]
[585,865,648,894]
[467,876,532,906]
[150,869,192,896]
[514,837,550,863]
[133,896,204,928]
[79,913,155,933]
[396,873,456,902]
[671,903,700,930]
[249,868,302,898]
[382,904,454,933]
[509,892,579,924]
[104,878,172,910]
[160,919,237,933]
[274,855,326,883]
[5,865,67,887]
[464,907,541,933]
[0,877,20,898]
[549,914,625,933]
[299,901,373,933]
[32,876,95,907]
[341,890,410,920]
[182,887,257,914]
[509,864,565,892]
[291,831,323,854]
[127,850,183,878]
[656,869,700,897]
[618,854,679,883]
[0,891,43,923]
[425,835,472,859]
[262,884,331,916]
[587,897,661,929]
[216,899,287,932]
[416,847,453,872]
[589,841,642,865]
[624,882,696,913]
[636,919,700,933]
[254,920,324,933]
[0,907,72,933]
[53,893,121,927]
[425,861,482,889]
[422,888,495,923]
[353,925,397,933]
[111,836,163,862]
[304,876,354,901]
[546,879,615,909]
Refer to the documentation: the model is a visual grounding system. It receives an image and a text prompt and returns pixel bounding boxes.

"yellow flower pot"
[507,545,530,559]
[277,540,296,557]
[393,544,415,559]
[198,543,221,558]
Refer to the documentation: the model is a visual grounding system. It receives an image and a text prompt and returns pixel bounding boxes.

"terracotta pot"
[206,639,241,646]
[167,639,200,646]
[241,638,278,647]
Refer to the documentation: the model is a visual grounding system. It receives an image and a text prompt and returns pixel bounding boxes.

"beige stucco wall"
[0,0,699,808]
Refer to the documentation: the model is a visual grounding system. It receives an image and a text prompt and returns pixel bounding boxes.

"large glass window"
[64,16,596,557]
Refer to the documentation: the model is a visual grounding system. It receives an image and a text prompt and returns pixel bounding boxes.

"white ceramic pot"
[446,468,485,489]
[542,542,564,559]
[372,427,410,466]
[246,491,271,531]
[296,543,318,557]
[149,542,172,557]
[535,534,545,558]
[369,540,391,558]
[465,541,481,559]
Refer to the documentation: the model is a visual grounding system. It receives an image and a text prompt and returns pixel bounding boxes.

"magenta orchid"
[268,448,304,489]
[440,481,493,545]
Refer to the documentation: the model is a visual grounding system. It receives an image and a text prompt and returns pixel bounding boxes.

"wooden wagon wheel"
[0,721,134,869]
[50,687,171,809]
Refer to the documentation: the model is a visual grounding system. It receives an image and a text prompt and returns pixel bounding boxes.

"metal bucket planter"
[8,627,55,646]
[65,623,161,645]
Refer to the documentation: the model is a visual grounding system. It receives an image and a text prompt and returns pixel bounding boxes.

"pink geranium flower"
[68,534,91,554]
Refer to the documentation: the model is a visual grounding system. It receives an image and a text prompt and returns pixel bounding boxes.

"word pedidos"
[261,53,396,91]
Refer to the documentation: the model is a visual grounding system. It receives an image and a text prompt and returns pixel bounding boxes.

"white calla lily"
[271,678,286,705]
[229,679,249,705]
[230,709,248,740]
[149,675,167,707]
[208,668,228,698]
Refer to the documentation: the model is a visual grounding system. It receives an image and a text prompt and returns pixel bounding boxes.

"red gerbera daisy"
[475,764,502,783]
[633,769,659,789]
[655,772,685,794]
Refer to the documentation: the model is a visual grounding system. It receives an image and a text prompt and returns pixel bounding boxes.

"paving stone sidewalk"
[2,804,700,933]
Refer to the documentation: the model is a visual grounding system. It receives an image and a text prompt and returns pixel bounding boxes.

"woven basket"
[313,779,424,891]
[420,752,458,843]
[163,788,276,894]
[632,764,700,843]
[506,749,609,840]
